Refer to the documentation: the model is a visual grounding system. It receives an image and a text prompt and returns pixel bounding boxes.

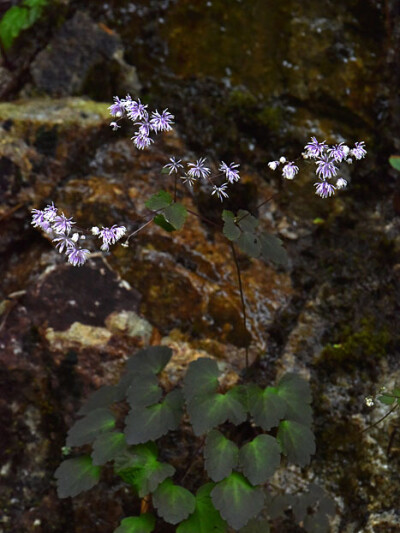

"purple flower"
[53,234,75,253]
[109,96,125,117]
[137,117,151,137]
[125,98,148,121]
[305,137,326,159]
[31,209,47,229]
[328,143,349,163]
[314,180,336,198]
[43,203,58,222]
[282,161,299,180]
[132,133,154,150]
[150,109,174,132]
[219,161,240,183]
[52,213,75,234]
[211,183,229,201]
[67,247,90,267]
[180,174,197,187]
[99,225,126,251]
[188,157,211,180]
[315,155,338,180]
[351,141,367,160]
[164,157,184,175]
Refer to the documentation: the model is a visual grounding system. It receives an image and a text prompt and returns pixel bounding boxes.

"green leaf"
[187,391,247,436]
[0,6,30,49]
[177,483,227,533]
[237,231,261,258]
[153,478,196,525]
[126,345,173,375]
[55,456,100,498]
[145,190,173,210]
[239,435,281,485]
[277,373,312,426]
[204,430,239,482]
[66,408,115,447]
[114,443,175,497]
[183,358,219,403]
[211,472,264,530]
[222,210,241,241]
[163,202,187,230]
[248,385,287,430]
[124,389,184,444]
[91,431,127,465]
[153,213,176,232]
[277,420,316,467]
[126,374,162,408]
[78,384,125,415]
[113,513,156,533]
[259,233,288,267]
[389,156,400,172]
[377,394,396,405]
[236,210,259,233]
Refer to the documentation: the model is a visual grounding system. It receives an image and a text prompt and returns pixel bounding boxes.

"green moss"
[255,106,283,131]
[317,317,390,372]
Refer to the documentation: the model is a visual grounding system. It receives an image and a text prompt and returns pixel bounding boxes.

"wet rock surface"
[0,1,400,532]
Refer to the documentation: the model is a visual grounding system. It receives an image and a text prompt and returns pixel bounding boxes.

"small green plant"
[0,0,48,50]
[55,345,333,531]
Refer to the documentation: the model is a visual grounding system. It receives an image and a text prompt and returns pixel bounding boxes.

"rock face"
[30,11,140,99]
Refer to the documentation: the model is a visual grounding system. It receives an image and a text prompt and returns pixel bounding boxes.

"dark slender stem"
[361,404,398,433]
[230,242,249,368]
[125,217,154,243]
[185,208,221,228]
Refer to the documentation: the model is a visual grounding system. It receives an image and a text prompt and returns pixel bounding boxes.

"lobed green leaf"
[55,456,100,498]
[277,373,312,426]
[126,345,173,375]
[153,213,176,232]
[66,408,115,447]
[124,389,184,444]
[177,483,227,533]
[236,210,259,233]
[204,430,239,482]
[237,231,261,258]
[163,203,187,230]
[126,373,162,408]
[389,155,400,172]
[259,233,288,267]
[238,435,281,485]
[183,358,220,403]
[222,210,241,241]
[145,190,173,210]
[91,431,127,466]
[247,385,287,431]
[277,420,316,467]
[153,478,196,525]
[78,384,125,415]
[211,472,264,530]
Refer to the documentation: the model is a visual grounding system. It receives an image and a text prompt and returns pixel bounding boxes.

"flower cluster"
[163,157,241,201]
[268,138,367,198]
[109,95,174,150]
[31,204,126,267]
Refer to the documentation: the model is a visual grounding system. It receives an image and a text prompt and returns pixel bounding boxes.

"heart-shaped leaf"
[211,472,264,530]
[145,190,173,210]
[78,384,125,415]
[177,483,227,533]
[277,420,316,467]
[126,374,162,408]
[183,358,219,403]
[236,210,259,232]
[66,408,115,447]
[153,478,196,525]
[239,435,281,485]
[154,213,176,232]
[248,386,287,430]
[259,232,288,267]
[237,231,261,258]
[204,430,239,482]
[55,456,100,498]
[277,373,312,426]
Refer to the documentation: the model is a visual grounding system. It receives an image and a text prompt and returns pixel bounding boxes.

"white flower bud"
[336,178,347,189]
[279,156,286,164]
[268,161,278,170]
[91,226,100,235]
